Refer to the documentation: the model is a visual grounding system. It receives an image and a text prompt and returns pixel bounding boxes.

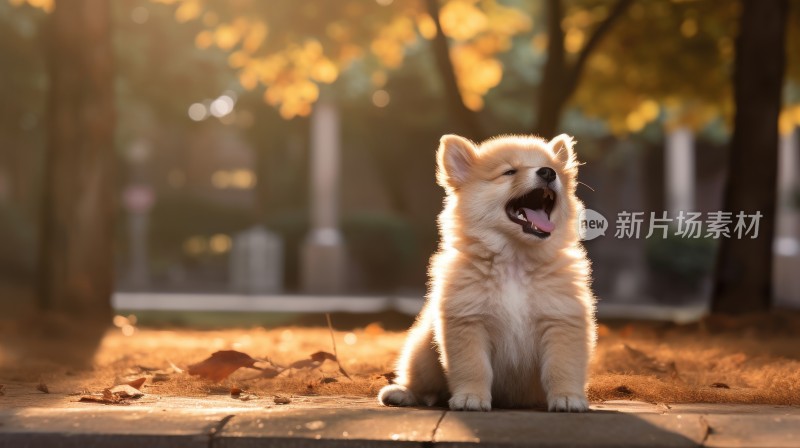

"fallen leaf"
[623,344,678,377]
[614,385,634,396]
[381,372,397,384]
[230,387,242,397]
[311,351,337,363]
[126,377,146,391]
[80,390,124,405]
[710,382,731,389]
[79,384,143,405]
[289,351,335,369]
[188,350,261,382]
[274,396,292,404]
[320,377,338,384]
[36,383,49,394]
[80,395,123,405]
[108,385,144,399]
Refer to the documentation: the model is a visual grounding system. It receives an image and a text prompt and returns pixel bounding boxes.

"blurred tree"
[532,0,631,137]
[37,0,116,320]
[152,0,530,138]
[571,1,741,135]
[711,0,788,314]
[0,2,47,218]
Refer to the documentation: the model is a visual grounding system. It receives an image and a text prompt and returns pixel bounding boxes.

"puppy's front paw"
[547,394,589,413]
[378,384,417,407]
[449,393,491,412]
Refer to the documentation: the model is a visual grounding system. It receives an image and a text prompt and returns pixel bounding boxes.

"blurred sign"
[123,185,155,213]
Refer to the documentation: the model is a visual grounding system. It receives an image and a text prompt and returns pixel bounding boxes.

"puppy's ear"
[549,134,576,164]
[437,134,477,191]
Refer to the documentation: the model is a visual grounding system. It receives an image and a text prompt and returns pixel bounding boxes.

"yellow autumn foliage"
[149,0,529,118]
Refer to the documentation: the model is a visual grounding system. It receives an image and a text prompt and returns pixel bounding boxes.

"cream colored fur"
[378,134,596,412]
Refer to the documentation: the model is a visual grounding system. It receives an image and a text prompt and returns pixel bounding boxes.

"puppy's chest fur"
[481,260,545,369]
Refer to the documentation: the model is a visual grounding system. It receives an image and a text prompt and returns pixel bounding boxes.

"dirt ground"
[1,312,799,406]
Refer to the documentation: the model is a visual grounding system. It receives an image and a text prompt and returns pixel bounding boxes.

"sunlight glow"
[183,236,207,256]
[188,103,208,121]
[372,90,390,108]
[210,95,235,117]
[209,234,232,254]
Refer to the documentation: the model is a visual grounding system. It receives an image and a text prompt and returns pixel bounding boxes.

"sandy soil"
[1,313,799,406]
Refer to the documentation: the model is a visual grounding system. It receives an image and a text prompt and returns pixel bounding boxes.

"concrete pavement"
[1,394,798,447]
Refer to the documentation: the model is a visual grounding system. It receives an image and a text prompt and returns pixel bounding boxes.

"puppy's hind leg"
[379,313,446,407]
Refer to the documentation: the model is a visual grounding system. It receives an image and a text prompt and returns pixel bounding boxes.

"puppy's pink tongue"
[522,208,555,233]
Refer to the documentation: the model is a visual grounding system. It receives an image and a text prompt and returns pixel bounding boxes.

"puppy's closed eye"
[502,169,517,176]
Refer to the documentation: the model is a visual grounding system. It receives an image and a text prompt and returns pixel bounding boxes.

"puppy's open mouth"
[506,188,556,238]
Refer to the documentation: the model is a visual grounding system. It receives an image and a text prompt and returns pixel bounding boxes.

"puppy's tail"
[378,384,418,407]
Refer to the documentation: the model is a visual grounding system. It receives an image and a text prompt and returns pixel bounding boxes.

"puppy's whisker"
[578,181,595,192]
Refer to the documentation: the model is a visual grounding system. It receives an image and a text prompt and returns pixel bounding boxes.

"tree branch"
[563,0,632,98]
[545,0,567,79]
[425,0,485,140]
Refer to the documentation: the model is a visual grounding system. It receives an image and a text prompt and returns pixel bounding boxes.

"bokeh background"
[0,0,799,327]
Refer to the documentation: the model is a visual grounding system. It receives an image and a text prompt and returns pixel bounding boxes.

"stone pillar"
[123,139,154,289]
[301,100,347,293]
[665,126,695,215]
[231,226,283,294]
[774,127,800,307]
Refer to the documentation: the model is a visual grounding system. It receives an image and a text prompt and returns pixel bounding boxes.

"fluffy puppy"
[378,134,595,412]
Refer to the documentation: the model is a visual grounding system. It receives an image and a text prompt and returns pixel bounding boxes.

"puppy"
[378,134,595,412]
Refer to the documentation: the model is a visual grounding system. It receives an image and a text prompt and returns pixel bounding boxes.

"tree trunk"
[533,0,631,138]
[38,0,116,320]
[425,0,485,141]
[534,0,568,139]
[711,0,787,314]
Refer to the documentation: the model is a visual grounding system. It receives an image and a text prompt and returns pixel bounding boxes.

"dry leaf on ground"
[274,395,291,404]
[188,350,261,382]
[108,384,143,399]
[289,351,336,369]
[80,390,124,405]
[36,383,49,393]
[79,385,143,405]
[624,344,679,378]
[614,385,634,396]
[381,372,397,384]
[126,377,146,390]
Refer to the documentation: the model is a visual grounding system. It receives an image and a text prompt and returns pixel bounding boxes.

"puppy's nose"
[536,167,556,183]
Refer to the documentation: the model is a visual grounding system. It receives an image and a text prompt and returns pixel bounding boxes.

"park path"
[0,386,798,447]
